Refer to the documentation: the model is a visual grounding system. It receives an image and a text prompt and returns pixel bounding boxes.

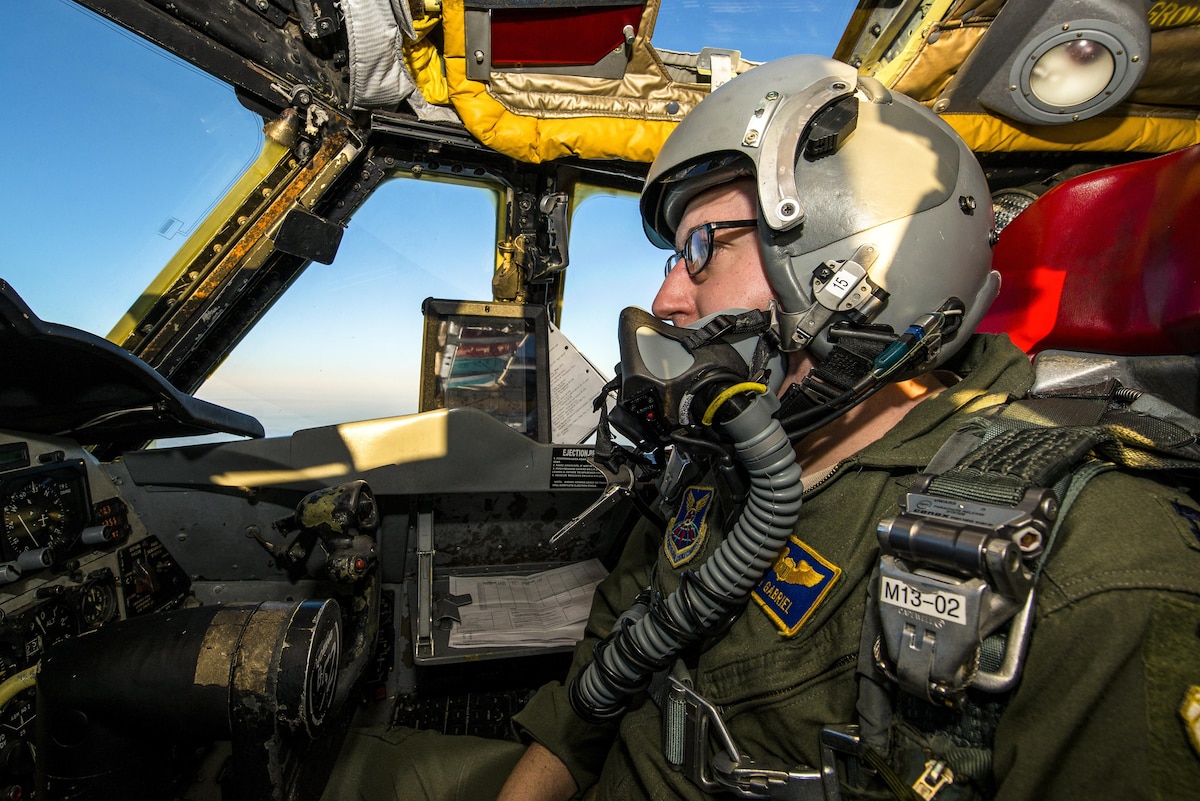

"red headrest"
[978,144,1200,355]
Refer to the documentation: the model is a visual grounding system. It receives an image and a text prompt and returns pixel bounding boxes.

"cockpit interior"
[2,0,1197,798]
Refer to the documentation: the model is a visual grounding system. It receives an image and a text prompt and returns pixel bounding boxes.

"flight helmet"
[640,54,999,371]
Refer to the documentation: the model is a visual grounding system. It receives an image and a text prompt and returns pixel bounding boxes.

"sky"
[653,1,854,62]
[1,0,855,437]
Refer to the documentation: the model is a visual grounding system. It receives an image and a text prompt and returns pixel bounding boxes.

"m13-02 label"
[880,575,966,625]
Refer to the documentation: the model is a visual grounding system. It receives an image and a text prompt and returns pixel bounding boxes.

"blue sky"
[653,1,854,62]
[1,0,855,436]
[4,0,263,335]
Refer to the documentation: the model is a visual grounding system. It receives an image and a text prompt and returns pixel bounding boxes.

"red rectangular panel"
[490,5,645,67]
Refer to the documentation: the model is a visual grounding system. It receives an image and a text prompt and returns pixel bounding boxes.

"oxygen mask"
[605,306,785,456]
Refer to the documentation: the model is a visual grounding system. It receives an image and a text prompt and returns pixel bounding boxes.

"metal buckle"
[912,759,955,800]
[873,482,1055,701]
[663,676,846,800]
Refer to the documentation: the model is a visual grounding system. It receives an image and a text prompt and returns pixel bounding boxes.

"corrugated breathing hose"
[569,392,802,721]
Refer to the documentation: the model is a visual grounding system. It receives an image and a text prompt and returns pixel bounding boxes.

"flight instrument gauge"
[3,479,68,559]
[79,578,118,630]
[0,463,88,568]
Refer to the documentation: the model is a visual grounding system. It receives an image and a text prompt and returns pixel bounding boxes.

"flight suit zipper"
[801,458,857,498]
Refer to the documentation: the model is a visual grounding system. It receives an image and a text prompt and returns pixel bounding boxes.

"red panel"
[979,144,1200,355]
[490,5,645,67]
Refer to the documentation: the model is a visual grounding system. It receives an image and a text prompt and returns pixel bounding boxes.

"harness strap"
[866,384,1200,800]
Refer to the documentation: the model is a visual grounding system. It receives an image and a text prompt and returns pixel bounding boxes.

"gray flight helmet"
[641,54,999,367]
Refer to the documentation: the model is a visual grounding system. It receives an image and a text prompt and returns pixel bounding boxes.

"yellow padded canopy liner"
[405,0,735,164]
[942,112,1200,155]
[844,0,1200,155]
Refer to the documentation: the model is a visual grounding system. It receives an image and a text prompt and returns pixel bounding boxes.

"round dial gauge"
[2,478,70,562]
[79,581,118,629]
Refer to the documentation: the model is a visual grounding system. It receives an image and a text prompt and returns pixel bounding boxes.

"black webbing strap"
[680,309,771,353]
[777,333,890,418]
[925,425,1110,507]
[927,392,1200,506]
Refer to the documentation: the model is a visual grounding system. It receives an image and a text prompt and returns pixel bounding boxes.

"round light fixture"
[1008,19,1145,124]
[1029,39,1116,107]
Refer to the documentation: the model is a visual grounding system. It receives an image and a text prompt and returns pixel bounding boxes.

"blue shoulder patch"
[664,486,715,568]
[753,536,841,637]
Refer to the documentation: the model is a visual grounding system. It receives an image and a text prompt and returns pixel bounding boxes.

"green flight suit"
[512,334,1200,800]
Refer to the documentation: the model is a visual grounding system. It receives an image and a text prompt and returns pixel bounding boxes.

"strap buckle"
[873,480,1055,702]
[663,675,854,800]
[912,759,955,800]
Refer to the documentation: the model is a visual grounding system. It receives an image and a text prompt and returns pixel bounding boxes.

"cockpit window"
[559,191,666,378]
[195,177,500,436]
[194,180,672,439]
[3,0,263,339]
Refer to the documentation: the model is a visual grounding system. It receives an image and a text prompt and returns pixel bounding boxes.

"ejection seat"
[977,143,1200,414]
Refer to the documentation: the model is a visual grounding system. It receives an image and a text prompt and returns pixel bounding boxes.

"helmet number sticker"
[828,270,857,299]
[814,258,869,310]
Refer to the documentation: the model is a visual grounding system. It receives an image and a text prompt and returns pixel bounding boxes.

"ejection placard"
[549,447,606,490]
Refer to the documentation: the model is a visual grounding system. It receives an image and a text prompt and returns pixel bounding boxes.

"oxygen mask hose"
[569,390,803,721]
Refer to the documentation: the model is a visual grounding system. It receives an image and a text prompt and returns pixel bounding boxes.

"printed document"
[448,559,607,649]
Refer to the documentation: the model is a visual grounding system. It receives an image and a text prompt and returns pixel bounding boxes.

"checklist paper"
[447,559,608,649]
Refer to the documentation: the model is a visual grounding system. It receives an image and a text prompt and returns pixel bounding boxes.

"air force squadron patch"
[753,536,841,636]
[665,487,715,567]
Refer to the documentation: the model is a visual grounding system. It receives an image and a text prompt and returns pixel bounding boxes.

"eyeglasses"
[664,219,758,278]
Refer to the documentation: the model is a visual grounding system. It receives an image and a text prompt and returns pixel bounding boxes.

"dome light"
[1005,19,1145,124]
[1028,39,1116,107]
[966,1,1150,128]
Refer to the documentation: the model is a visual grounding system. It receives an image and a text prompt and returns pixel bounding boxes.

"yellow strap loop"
[702,382,768,426]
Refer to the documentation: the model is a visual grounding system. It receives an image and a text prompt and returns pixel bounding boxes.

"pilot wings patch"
[753,536,841,636]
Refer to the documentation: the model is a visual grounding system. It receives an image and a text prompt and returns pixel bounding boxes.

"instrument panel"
[0,456,132,577]
[0,402,611,799]
[0,433,190,799]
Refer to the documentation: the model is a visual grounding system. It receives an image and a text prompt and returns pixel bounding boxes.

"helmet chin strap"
[777,328,893,441]
[777,302,964,443]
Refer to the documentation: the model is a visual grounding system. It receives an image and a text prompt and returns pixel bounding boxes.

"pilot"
[326,54,1200,801]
